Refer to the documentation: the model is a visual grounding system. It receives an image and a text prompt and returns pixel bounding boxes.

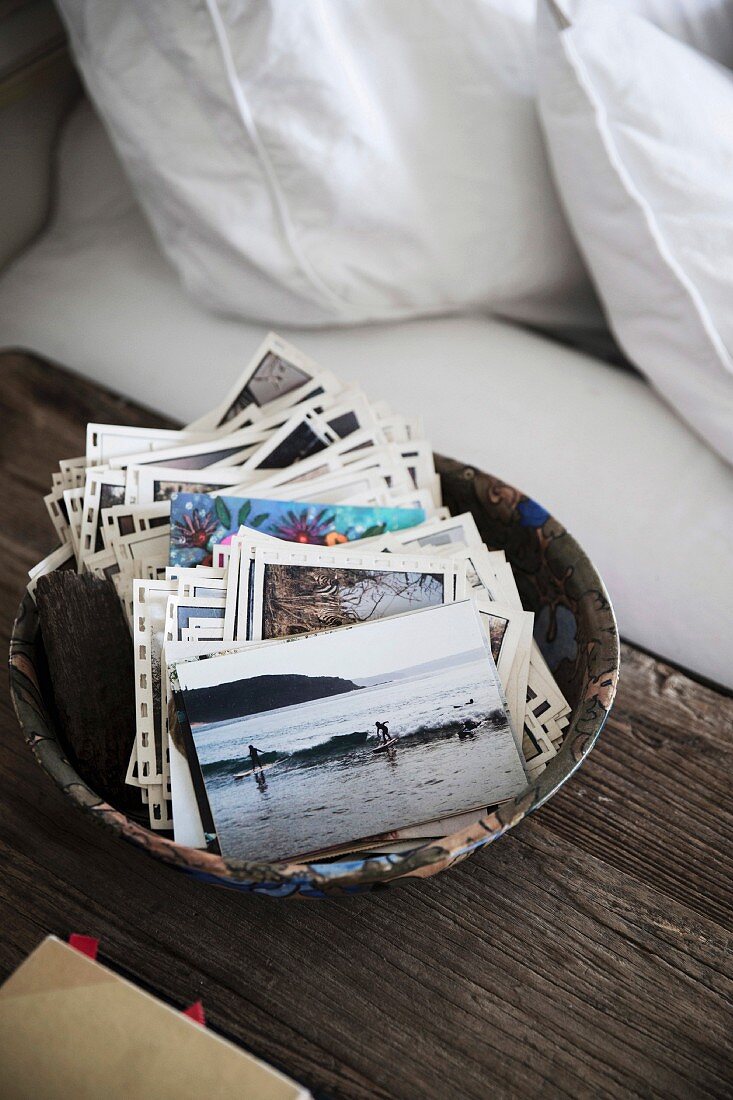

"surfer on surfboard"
[248,743,266,782]
[375,720,390,745]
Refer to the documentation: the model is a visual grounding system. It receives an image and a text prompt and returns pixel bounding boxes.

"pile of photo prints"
[31,333,570,864]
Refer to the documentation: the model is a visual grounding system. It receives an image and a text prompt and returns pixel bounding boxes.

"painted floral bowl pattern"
[9,456,619,898]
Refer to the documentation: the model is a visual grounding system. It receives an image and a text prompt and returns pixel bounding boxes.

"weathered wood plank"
[34,572,140,812]
[1,349,731,1099]
[541,646,733,929]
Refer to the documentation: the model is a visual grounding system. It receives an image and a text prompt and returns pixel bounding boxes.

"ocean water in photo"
[190,660,526,861]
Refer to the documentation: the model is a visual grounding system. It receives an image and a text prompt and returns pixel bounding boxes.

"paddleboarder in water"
[248,743,266,781]
[375,721,390,744]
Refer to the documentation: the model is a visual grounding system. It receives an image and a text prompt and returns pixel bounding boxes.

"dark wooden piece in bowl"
[34,571,141,815]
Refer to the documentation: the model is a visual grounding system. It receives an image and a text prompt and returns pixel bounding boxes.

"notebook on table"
[0,936,309,1099]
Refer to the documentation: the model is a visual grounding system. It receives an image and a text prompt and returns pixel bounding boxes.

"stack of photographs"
[30,332,571,861]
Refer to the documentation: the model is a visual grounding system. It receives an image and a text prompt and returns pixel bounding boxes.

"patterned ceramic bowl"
[10,456,619,898]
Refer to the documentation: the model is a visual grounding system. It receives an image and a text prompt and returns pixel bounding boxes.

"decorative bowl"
[10,456,619,898]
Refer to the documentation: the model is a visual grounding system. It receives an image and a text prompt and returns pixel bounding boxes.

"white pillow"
[55,0,601,332]
[537,0,733,464]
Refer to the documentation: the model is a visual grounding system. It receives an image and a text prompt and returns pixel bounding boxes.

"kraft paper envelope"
[0,937,309,1100]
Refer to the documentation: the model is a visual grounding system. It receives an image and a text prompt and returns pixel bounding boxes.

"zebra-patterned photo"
[249,548,459,641]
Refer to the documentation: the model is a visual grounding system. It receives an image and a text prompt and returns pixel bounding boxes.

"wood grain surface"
[1,350,731,1099]
[35,571,141,812]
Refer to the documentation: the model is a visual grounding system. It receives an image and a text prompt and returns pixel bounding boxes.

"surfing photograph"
[172,601,528,863]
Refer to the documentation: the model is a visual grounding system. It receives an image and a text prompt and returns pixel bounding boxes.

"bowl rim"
[9,464,620,894]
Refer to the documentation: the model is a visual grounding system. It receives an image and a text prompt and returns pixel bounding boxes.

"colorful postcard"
[171,600,527,862]
[169,492,426,567]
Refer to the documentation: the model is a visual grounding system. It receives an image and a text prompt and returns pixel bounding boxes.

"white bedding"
[1,102,731,687]
[537,0,733,466]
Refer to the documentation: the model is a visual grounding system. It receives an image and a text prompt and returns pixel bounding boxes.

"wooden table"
[1,350,731,1099]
